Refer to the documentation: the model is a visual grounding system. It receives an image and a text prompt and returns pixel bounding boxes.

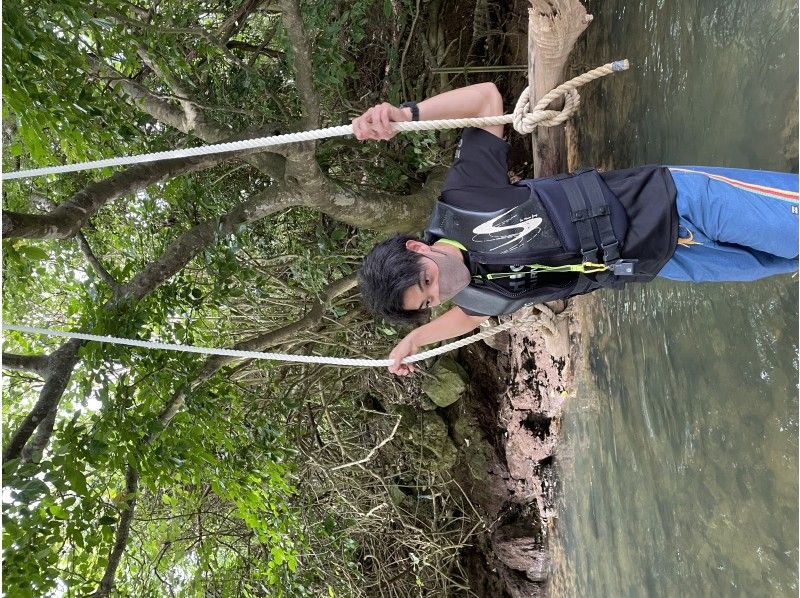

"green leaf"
[48,504,68,519]
[16,245,49,261]
[18,478,50,501]
[64,466,88,496]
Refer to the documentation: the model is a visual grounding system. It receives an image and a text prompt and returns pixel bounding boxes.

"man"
[353,83,799,375]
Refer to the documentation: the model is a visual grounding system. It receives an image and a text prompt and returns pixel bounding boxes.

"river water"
[550,1,798,596]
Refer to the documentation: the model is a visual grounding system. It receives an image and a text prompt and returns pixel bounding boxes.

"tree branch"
[2,353,50,377]
[310,167,447,233]
[86,54,288,179]
[113,184,302,304]
[226,40,283,61]
[278,0,321,127]
[3,340,82,462]
[76,232,120,291]
[3,154,229,239]
[21,407,57,463]
[150,273,358,436]
[137,46,201,131]
[93,466,139,597]
[198,272,359,378]
[216,0,267,43]
[88,276,353,597]
[3,184,301,461]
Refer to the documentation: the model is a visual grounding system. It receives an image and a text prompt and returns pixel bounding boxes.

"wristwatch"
[399,101,419,121]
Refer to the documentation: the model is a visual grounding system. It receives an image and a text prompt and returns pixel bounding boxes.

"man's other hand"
[352,102,410,141]
[388,333,418,376]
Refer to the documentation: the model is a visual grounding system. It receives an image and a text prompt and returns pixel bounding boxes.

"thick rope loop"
[513,86,580,133]
[512,59,628,135]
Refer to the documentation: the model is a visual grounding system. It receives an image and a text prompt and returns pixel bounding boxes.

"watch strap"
[399,101,420,122]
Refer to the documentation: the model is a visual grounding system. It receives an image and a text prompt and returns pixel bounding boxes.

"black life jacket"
[423,167,678,316]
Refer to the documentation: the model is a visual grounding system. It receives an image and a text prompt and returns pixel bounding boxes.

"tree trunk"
[527,0,592,177]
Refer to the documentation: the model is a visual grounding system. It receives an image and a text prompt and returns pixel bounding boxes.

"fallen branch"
[330,415,401,471]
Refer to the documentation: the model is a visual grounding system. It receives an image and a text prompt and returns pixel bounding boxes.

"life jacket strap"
[562,171,630,279]
[435,238,468,251]
[477,261,610,280]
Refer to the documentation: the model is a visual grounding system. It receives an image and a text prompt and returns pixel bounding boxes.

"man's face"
[401,255,440,311]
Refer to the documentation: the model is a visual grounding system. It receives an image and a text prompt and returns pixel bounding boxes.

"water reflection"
[551,0,798,596]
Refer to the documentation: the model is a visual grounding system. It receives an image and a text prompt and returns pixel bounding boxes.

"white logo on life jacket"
[472,208,542,251]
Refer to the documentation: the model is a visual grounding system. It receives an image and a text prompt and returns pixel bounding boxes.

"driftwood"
[527,0,592,176]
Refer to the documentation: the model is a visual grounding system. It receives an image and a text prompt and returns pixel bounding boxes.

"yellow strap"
[480,261,609,279]
[435,238,467,251]
[435,238,611,276]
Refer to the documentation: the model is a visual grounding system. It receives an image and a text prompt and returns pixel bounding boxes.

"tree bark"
[94,466,139,597]
[278,0,321,128]
[217,0,267,42]
[3,340,82,462]
[2,353,50,377]
[76,232,120,291]
[3,154,228,240]
[21,407,57,463]
[528,0,592,177]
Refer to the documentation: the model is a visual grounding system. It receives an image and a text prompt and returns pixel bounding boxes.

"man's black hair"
[358,234,430,326]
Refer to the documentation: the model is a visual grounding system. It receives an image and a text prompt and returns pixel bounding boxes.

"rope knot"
[511,60,628,135]
[512,86,580,134]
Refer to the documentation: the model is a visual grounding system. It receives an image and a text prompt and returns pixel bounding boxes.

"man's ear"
[405,240,431,254]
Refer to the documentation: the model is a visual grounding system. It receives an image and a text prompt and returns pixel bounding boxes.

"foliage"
[3,0,148,167]
[2,0,480,595]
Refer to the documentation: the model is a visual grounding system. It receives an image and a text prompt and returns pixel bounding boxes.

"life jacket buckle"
[610,259,638,276]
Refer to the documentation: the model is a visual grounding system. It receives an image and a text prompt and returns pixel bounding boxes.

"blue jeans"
[657,167,799,282]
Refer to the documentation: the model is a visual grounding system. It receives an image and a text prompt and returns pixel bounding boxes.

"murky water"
[551,1,798,596]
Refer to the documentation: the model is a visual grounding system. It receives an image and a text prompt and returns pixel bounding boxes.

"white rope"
[1,118,512,181]
[2,319,526,368]
[1,60,628,181]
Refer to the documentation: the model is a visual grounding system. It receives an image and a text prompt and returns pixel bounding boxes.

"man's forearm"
[417,83,504,120]
[410,83,505,138]
[352,82,505,140]
[409,306,489,347]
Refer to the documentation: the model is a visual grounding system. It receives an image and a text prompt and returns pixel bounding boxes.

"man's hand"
[352,102,410,141]
[386,308,489,376]
[388,333,418,376]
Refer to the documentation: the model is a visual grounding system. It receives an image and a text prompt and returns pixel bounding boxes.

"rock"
[422,356,468,408]
[396,406,458,473]
[481,318,510,350]
[492,521,550,581]
[387,484,407,506]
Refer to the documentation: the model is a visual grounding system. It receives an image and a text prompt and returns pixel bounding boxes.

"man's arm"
[352,83,505,141]
[388,307,490,376]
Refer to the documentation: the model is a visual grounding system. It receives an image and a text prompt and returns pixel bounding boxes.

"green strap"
[479,261,609,280]
[433,238,608,279]
[435,238,467,251]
